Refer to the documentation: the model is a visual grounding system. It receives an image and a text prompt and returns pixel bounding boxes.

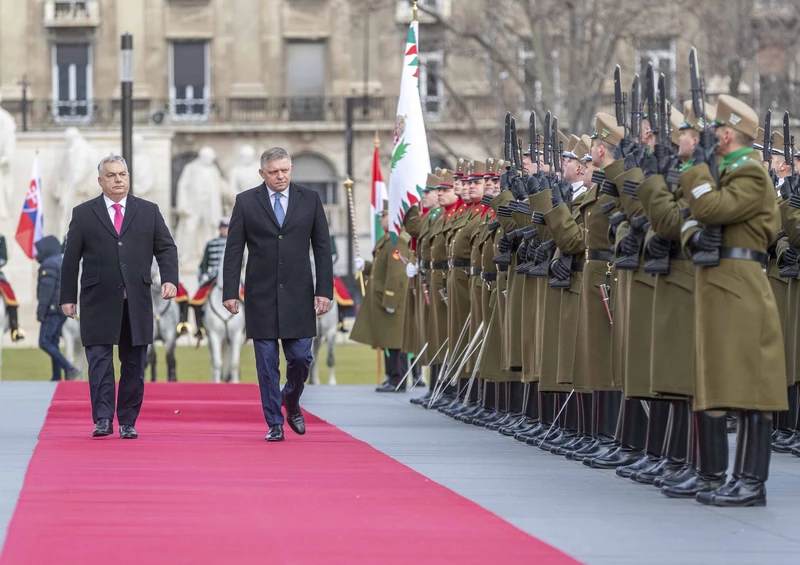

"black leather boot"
[502,383,538,435]
[464,380,496,424]
[411,365,438,405]
[554,393,593,455]
[543,393,580,451]
[662,411,727,498]
[697,411,770,507]
[177,301,190,336]
[618,399,670,478]
[585,398,647,469]
[474,382,504,426]
[193,305,206,339]
[772,385,799,452]
[567,391,620,460]
[656,402,697,488]
[519,390,553,443]
[634,399,689,485]
[487,383,517,430]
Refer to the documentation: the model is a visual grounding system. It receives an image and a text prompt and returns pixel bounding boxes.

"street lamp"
[120,33,134,193]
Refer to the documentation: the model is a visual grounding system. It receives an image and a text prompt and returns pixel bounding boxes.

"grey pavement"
[0,382,56,550]
[302,385,800,565]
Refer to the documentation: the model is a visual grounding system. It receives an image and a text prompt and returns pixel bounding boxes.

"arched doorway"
[292,154,338,205]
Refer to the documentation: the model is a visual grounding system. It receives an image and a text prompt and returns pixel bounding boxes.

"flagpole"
[344,178,365,296]
[412,0,418,21]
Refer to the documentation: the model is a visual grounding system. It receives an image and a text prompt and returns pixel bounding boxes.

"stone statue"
[55,127,97,238]
[0,94,17,220]
[175,146,224,266]
[225,144,261,213]
[132,133,154,198]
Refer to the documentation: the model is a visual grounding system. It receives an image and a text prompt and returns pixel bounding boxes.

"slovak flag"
[15,153,44,259]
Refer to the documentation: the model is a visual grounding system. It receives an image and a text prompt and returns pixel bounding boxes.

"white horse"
[205,246,246,383]
[146,260,180,382]
[309,250,338,385]
[61,306,85,375]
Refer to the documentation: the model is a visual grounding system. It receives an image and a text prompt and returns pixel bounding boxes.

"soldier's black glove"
[480,194,494,207]
[551,180,566,207]
[689,228,723,252]
[613,137,637,161]
[692,129,719,166]
[510,176,528,201]
[497,205,512,218]
[498,234,511,253]
[550,258,571,280]
[526,174,540,195]
[640,150,660,179]
[653,144,680,177]
[781,246,799,268]
[517,241,529,263]
[769,168,779,190]
[499,170,511,192]
[780,176,794,201]
[618,233,640,256]
[790,193,800,209]
[536,173,552,192]
[534,244,550,264]
[646,233,672,259]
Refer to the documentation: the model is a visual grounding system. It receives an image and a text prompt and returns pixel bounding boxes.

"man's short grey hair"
[260,147,292,169]
[98,155,128,176]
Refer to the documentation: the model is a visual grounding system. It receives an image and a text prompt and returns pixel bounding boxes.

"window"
[51,43,92,122]
[419,50,444,117]
[636,38,677,100]
[55,1,88,16]
[292,154,338,205]
[286,41,327,121]
[419,0,440,12]
[169,41,210,120]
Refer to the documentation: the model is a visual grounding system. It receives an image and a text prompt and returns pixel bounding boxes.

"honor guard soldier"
[189,216,230,339]
[350,201,411,392]
[673,94,787,506]
[0,233,24,341]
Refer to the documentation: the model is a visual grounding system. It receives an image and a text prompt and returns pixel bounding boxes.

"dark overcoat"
[60,194,178,347]
[222,182,333,340]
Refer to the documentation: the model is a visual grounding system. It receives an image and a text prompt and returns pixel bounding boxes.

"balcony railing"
[0,95,501,130]
[43,0,101,28]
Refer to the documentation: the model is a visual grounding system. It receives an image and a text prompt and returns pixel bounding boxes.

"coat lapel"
[282,183,303,228]
[254,182,280,228]
[92,195,119,239]
[119,194,139,237]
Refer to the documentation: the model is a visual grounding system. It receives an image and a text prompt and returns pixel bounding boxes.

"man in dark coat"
[223,147,333,442]
[61,155,178,439]
[37,235,80,382]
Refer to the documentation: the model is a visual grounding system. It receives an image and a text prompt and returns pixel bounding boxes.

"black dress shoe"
[661,472,726,498]
[92,418,113,437]
[283,403,306,435]
[655,465,697,488]
[695,478,767,507]
[376,382,405,393]
[410,391,433,405]
[265,424,284,442]
[616,454,660,479]
[583,446,644,469]
[631,457,685,485]
[119,425,138,439]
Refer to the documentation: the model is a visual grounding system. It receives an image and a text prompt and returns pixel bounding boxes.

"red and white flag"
[370,143,387,249]
[15,153,44,259]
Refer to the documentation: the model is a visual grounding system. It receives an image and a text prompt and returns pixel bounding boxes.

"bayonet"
[551,115,559,175]
[503,112,511,163]
[645,62,657,136]
[614,65,627,131]
[630,74,641,141]
[529,111,536,160]
[784,111,794,175]
[543,111,552,166]
[658,73,669,145]
[689,47,706,124]
[763,109,772,166]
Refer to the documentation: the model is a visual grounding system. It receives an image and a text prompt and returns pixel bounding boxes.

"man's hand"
[62,303,77,318]
[161,282,177,300]
[689,228,723,252]
[646,234,672,259]
[385,307,396,314]
[406,263,419,278]
[315,296,332,316]
[354,257,366,272]
[618,234,641,256]
[223,299,240,314]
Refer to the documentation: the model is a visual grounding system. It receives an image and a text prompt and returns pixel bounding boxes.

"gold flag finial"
[412,0,418,21]
[374,131,380,149]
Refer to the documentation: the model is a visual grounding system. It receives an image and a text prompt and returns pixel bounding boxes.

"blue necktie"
[274,193,285,227]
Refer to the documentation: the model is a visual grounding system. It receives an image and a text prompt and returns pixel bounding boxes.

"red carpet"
[1,382,580,565]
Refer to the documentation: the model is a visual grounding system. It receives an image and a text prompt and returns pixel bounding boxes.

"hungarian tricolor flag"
[387,13,430,243]
[371,143,387,249]
[15,153,44,259]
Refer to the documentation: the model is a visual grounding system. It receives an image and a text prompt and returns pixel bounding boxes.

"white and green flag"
[387,18,430,243]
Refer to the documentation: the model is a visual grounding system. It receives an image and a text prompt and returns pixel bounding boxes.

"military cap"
[711,94,759,138]
[771,131,785,156]
[753,127,764,151]
[219,216,231,228]
[438,170,455,189]
[557,130,570,152]
[570,137,590,162]
[425,173,442,192]
[563,134,582,159]
[453,158,467,179]
[669,104,685,146]
[485,158,505,178]
[590,112,625,146]
[680,101,716,132]
[467,159,487,180]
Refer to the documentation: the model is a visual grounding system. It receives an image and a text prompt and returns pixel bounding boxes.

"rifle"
[645,62,657,138]
[529,111,536,165]
[780,110,800,278]
[630,74,641,142]
[763,109,772,166]
[658,74,681,186]
[689,46,721,267]
[614,64,628,134]
[543,111,552,171]
[551,115,561,180]
[504,112,512,163]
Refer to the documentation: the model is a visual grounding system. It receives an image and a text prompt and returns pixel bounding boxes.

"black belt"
[587,249,613,262]
[450,259,470,268]
[572,262,585,272]
[421,260,431,269]
[470,267,482,276]
[482,272,497,282]
[720,247,769,267]
[431,261,449,270]
[498,265,509,272]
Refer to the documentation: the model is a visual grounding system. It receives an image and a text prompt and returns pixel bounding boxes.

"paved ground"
[303,385,800,565]
[3,382,800,564]
[0,382,56,549]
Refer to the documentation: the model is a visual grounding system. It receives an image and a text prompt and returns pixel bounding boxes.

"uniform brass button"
[118,241,123,246]
[279,235,283,240]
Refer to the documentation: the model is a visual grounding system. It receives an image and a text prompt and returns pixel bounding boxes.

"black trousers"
[84,302,147,425]
[385,349,409,384]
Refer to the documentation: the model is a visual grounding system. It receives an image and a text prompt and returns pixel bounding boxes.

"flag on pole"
[15,153,44,259]
[387,12,430,243]
[370,135,387,249]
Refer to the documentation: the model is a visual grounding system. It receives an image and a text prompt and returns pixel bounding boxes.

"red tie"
[112,203,123,235]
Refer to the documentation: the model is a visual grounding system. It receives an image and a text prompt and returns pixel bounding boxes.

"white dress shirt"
[572,181,587,199]
[103,194,127,223]
[266,185,290,210]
